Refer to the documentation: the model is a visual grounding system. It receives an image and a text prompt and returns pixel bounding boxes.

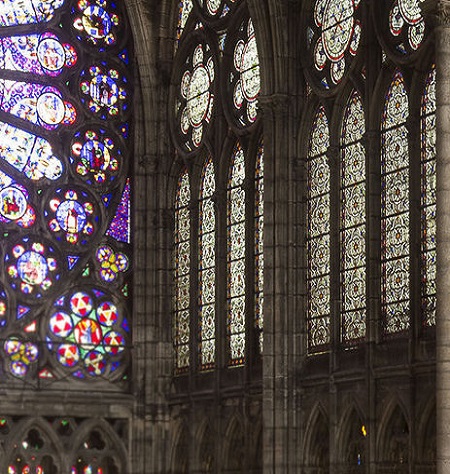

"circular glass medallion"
[0,186,27,220]
[82,5,112,38]
[37,37,66,72]
[55,200,87,234]
[37,92,65,125]
[17,251,48,285]
[74,319,102,347]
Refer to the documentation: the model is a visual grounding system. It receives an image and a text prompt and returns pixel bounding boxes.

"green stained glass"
[340,93,366,342]
[174,170,191,371]
[381,71,410,334]
[228,144,246,365]
[199,159,216,369]
[307,106,330,351]
[421,66,436,326]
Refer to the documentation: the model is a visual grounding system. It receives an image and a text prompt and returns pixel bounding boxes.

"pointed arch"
[417,397,436,469]
[337,403,367,472]
[197,420,215,473]
[68,418,128,473]
[420,64,437,327]
[5,417,65,473]
[171,421,190,474]
[378,400,410,470]
[174,167,192,372]
[340,89,367,343]
[198,157,216,370]
[381,69,410,335]
[303,404,330,472]
[223,415,246,472]
[307,104,331,352]
[227,142,247,366]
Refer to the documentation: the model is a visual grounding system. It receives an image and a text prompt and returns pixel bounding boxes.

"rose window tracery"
[0,0,132,383]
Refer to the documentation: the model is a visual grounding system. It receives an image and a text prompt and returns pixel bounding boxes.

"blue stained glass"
[106,178,131,244]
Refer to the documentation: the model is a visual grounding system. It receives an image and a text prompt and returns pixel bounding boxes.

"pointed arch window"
[171,1,262,375]
[174,170,191,371]
[421,65,436,327]
[254,142,264,353]
[381,71,410,334]
[340,90,366,343]
[227,143,246,366]
[307,105,331,351]
[199,158,216,369]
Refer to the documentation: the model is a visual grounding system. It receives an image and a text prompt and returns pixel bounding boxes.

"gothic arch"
[377,398,410,470]
[417,396,436,467]
[68,418,128,473]
[195,419,215,474]
[222,414,245,472]
[336,402,367,472]
[3,417,65,473]
[303,403,330,472]
[170,420,190,474]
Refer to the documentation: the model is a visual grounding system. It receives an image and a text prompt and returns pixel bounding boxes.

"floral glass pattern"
[308,0,362,89]
[381,71,410,334]
[174,170,191,371]
[307,105,331,351]
[199,159,216,369]
[227,143,246,365]
[0,0,132,383]
[421,66,436,327]
[340,90,366,342]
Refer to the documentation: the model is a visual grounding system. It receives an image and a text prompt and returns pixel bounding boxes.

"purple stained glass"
[106,178,131,243]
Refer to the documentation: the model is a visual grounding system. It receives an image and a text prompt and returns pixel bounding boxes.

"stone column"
[423,0,450,471]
